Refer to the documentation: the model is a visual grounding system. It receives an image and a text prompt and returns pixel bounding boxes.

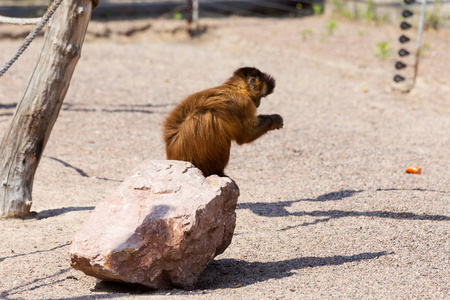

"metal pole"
[413,0,427,85]
[193,0,199,30]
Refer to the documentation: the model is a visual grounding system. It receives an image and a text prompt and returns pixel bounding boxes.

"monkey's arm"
[235,114,283,145]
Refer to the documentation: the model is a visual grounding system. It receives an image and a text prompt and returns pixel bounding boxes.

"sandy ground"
[0,15,449,299]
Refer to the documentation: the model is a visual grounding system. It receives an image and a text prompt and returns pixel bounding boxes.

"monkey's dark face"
[233,67,276,107]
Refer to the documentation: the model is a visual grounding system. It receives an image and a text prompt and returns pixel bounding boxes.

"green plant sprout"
[332,0,353,19]
[313,4,323,15]
[372,41,392,60]
[173,12,182,20]
[366,0,374,21]
[300,28,314,40]
[326,20,338,35]
[425,0,442,29]
[418,42,432,56]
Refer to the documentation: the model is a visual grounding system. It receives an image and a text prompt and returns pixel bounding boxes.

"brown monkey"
[163,67,283,177]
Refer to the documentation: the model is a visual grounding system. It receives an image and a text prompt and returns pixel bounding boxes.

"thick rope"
[0,16,42,25]
[0,0,64,77]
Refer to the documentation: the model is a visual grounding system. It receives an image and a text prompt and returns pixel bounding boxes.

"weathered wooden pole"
[0,0,97,218]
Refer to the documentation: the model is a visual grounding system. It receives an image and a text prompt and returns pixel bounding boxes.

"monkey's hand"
[258,114,283,130]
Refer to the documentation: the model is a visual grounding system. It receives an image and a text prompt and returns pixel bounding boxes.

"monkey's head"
[229,67,276,107]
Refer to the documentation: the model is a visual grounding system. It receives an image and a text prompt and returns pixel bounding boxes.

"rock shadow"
[196,251,391,290]
[93,281,152,295]
[89,251,391,293]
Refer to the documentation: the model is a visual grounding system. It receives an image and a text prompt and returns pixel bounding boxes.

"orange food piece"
[406,166,421,174]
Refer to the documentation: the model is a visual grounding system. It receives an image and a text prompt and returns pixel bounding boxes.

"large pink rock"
[69,160,239,290]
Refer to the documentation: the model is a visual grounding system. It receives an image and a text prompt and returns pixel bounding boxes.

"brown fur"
[163,67,283,177]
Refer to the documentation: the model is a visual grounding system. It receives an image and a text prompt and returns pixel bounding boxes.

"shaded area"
[101,108,155,114]
[0,268,72,299]
[93,281,153,295]
[237,189,362,218]
[196,251,391,289]
[46,156,89,177]
[94,176,123,183]
[238,189,450,227]
[35,206,96,219]
[0,103,17,117]
[1,102,170,116]
[85,251,391,293]
[48,296,131,300]
[375,187,449,194]
[61,102,172,114]
[280,209,450,229]
[45,156,122,182]
[0,243,70,263]
[315,189,363,201]
[0,103,17,109]
[44,156,122,182]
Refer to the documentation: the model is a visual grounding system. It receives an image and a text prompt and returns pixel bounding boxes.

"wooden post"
[0,0,96,218]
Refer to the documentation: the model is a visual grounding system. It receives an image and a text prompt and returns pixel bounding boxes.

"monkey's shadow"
[237,189,449,228]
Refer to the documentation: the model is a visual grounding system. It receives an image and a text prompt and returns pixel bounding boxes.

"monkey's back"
[163,87,256,176]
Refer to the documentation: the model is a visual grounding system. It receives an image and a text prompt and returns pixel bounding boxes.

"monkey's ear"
[248,77,258,93]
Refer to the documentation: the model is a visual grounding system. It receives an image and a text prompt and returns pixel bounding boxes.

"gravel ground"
[0,16,449,299]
